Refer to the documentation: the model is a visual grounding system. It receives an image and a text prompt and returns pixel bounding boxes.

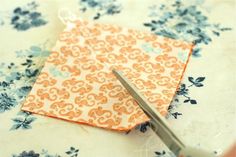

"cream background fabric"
[0,0,235,156]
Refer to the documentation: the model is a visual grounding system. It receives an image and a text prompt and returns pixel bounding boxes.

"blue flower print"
[144,0,232,57]
[79,0,122,20]
[13,150,40,157]
[11,1,47,31]
[166,76,206,119]
[0,44,49,113]
[0,93,17,113]
[188,77,205,87]
[12,147,79,157]
[10,111,37,130]
[176,77,205,104]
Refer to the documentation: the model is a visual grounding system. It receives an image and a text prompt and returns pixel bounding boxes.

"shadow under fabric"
[21,18,193,131]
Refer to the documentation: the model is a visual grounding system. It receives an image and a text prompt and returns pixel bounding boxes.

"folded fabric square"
[21,19,193,131]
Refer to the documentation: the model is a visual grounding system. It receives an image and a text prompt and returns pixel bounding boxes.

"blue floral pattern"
[10,111,37,130]
[12,147,79,157]
[0,92,17,113]
[166,76,205,119]
[11,2,47,31]
[144,0,232,57]
[79,0,122,20]
[13,150,40,157]
[0,44,50,114]
[176,77,205,104]
[0,1,47,31]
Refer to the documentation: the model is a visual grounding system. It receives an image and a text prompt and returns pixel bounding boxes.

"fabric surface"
[0,0,235,156]
[22,18,192,131]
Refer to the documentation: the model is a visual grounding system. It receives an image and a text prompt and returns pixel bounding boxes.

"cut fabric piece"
[21,19,193,131]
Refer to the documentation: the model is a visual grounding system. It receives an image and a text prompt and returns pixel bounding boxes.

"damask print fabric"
[21,19,192,130]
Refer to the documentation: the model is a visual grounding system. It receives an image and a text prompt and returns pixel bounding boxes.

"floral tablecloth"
[0,0,235,156]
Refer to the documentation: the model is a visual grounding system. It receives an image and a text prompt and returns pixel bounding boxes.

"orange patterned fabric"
[21,19,193,131]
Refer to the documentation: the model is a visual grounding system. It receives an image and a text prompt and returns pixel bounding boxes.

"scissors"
[112,69,216,157]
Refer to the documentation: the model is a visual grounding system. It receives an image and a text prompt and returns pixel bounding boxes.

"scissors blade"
[112,69,186,155]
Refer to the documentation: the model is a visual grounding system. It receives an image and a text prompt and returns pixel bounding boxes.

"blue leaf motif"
[65,147,79,157]
[10,124,22,130]
[12,118,24,123]
[196,77,205,82]
[10,112,37,131]
[190,99,197,104]
[31,18,47,27]
[29,12,41,19]
[22,123,32,129]
[174,22,188,32]
[25,117,37,124]
[170,76,206,107]
[188,77,205,87]
[25,69,39,77]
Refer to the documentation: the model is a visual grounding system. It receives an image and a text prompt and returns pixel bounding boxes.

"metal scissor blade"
[112,69,186,156]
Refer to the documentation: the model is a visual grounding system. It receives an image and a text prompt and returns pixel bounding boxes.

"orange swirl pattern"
[21,19,193,131]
